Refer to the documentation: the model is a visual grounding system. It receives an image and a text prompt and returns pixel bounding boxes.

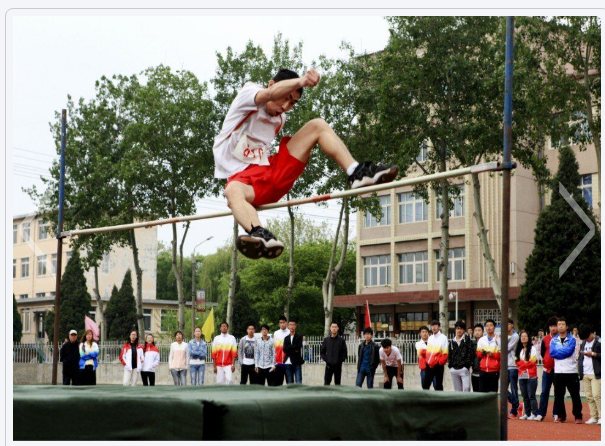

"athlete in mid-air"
[213,68,399,259]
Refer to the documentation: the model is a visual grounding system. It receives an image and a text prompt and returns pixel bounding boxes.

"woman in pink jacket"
[120,330,145,386]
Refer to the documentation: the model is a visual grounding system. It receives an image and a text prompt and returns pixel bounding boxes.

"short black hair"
[288,318,297,324]
[247,324,255,330]
[508,318,514,325]
[174,330,184,337]
[454,320,467,331]
[363,327,373,335]
[579,325,592,340]
[330,321,340,328]
[279,315,288,322]
[485,319,496,327]
[557,316,568,326]
[430,320,440,327]
[474,323,484,331]
[261,324,270,331]
[381,338,392,348]
[220,321,229,328]
[547,316,559,327]
[419,326,429,333]
[272,68,303,97]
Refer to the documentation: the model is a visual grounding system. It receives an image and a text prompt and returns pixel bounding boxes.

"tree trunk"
[129,228,145,338]
[322,198,349,337]
[471,172,503,310]
[226,218,238,328]
[285,196,295,321]
[171,222,187,332]
[93,266,106,343]
[437,177,450,332]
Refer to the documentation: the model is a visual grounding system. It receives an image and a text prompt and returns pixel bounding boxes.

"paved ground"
[508,401,601,441]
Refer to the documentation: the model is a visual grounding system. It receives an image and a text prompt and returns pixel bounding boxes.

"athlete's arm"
[254,69,320,105]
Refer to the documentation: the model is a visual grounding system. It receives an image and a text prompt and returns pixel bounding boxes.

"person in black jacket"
[60,330,81,385]
[578,325,601,424]
[283,319,304,384]
[321,321,348,385]
[356,327,380,389]
[471,324,484,392]
[448,321,474,392]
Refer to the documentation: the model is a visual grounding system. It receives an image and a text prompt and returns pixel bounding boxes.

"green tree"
[13,295,23,343]
[156,243,194,302]
[218,276,260,338]
[44,252,92,343]
[517,145,601,333]
[105,270,138,341]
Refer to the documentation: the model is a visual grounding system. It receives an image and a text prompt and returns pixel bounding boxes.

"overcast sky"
[10,14,390,255]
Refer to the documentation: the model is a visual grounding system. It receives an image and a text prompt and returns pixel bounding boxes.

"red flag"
[85,315,100,341]
[364,301,371,330]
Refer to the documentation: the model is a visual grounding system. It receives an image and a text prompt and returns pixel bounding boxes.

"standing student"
[255,324,275,386]
[550,317,583,423]
[212,322,238,385]
[239,324,258,385]
[423,320,448,391]
[78,329,99,386]
[471,324,484,392]
[141,334,160,386]
[283,319,304,384]
[515,330,538,420]
[189,327,207,386]
[119,330,144,387]
[356,327,380,389]
[416,326,436,390]
[271,316,290,386]
[60,329,81,385]
[476,319,501,393]
[506,319,521,419]
[578,325,601,425]
[169,330,189,386]
[448,321,474,392]
[379,338,403,390]
[536,316,559,421]
[320,321,348,386]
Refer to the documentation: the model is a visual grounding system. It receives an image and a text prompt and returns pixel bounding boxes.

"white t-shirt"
[583,339,595,375]
[213,82,285,179]
[285,335,295,365]
[379,346,403,367]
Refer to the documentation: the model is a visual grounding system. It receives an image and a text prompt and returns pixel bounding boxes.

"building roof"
[16,296,218,307]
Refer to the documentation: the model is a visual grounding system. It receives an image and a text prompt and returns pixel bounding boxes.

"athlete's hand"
[213,366,217,374]
[397,375,403,384]
[255,367,259,373]
[383,375,389,383]
[301,69,320,88]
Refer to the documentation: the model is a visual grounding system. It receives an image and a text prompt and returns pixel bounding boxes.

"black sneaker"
[236,226,284,260]
[348,162,399,189]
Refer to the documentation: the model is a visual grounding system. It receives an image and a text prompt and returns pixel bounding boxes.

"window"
[13,224,17,244]
[101,253,110,274]
[35,292,46,298]
[370,313,392,333]
[398,312,429,331]
[89,310,96,321]
[66,251,72,263]
[365,196,391,227]
[21,258,29,278]
[22,222,31,242]
[50,291,56,297]
[363,255,391,287]
[22,310,31,332]
[398,251,428,284]
[38,220,49,240]
[51,254,57,275]
[580,174,593,208]
[144,309,152,331]
[417,141,428,162]
[398,192,427,223]
[37,255,47,276]
[571,111,592,143]
[13,259,16,279]
[20,294,29,300]
[435,247,466,281]
[432,310,468,322]
[474,309,501,326]
[436,185,465,219]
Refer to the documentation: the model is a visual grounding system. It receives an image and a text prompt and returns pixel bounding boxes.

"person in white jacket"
[141,334,160,386]
[169,330,189,385]
[119,330,145,386]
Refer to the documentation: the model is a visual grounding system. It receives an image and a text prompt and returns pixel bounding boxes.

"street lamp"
[191,236,213,338]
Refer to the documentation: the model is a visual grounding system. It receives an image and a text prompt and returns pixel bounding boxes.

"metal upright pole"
[191,254,196,338]
[500,16,515,441]
[51,109,67,385]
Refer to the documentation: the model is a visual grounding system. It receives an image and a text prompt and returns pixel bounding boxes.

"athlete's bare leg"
[286,118,356,168]
[224,181,260,233]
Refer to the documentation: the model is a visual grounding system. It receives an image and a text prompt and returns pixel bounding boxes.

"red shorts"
[226,137,306,206]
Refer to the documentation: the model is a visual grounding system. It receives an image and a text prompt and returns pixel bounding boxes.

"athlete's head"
[265,68,302,117]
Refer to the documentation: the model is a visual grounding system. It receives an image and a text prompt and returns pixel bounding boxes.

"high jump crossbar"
[60,161,509,238]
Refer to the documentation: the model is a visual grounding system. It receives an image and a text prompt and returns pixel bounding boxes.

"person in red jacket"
[516,330,539,420]
[119,330,145,387]
[476,319,501,392]
[535,316,559,421]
